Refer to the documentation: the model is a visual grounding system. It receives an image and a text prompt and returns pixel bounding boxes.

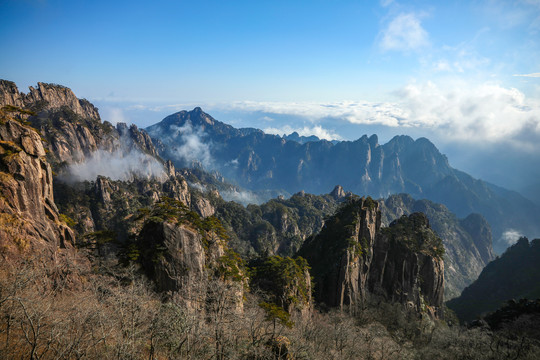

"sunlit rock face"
[0,115,74,254]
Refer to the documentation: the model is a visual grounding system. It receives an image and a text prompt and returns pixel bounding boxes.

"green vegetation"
[381,213,445,259]
[1,104,37,117]
[212,191,339,258]
[251,255,311,309]
[58,213,77,228]
[216,248,245,282]
[258,301,294,329]
[81,230,117,250]
[364,196,377,210]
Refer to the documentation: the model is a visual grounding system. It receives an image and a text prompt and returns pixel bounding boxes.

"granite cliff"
[0,108,74,256]
[298,197,445,317]
[137,197,245,312]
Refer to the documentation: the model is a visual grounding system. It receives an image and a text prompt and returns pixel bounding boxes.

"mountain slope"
[146,108,540,253]
[447,237,540,323]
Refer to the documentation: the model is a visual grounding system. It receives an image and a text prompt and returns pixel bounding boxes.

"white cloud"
[380,13,429,52]
[61,148,166,183]
[500,229,524,246]
[220,80,540,150]
[223,100,404,127]
[263,125,343,141]
[513,72,540,77]
[429,46,491,74]
[169,121,213,169]
[394,81,540,147]
[188,182,207,193]
[220,189,262,206]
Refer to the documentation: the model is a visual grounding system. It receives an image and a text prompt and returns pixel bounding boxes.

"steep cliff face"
[298,198,444,317]
[0,113,74,255]
[298,198,381,309]
[370,213,445,318]
[139,221,211,293]
[137,198,245,311]
[380,194,495,299]
[0,80,99,119]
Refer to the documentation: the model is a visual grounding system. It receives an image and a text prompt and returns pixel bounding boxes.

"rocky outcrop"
[116,122,160,158]
[298,197,381,310]
[380,194,495,299]
[54,168,195,242]
[138,205,246,312]
[0,80,99,120]
[0,80,164,175]
[139,221,210,294]
[298,198,444,317]
[460,213,494,264]
[330,185,348,200]
[369,213,445,318]
[250,256,312,315]
[0,114,74,254]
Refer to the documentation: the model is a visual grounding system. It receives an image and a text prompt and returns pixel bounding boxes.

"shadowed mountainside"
[447,237,540,323]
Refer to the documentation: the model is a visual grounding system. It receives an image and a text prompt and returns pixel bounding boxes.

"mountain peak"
[330,185,346,200]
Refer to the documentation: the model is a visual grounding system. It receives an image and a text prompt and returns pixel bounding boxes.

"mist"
[220,189,263,206]
[60,148,166,183]
[500,229,524,247]
[169,121,213,169]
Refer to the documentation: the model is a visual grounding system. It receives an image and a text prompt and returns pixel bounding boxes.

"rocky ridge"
[0,108,74,256]
[298,198,444,317]
[0,80,162,175]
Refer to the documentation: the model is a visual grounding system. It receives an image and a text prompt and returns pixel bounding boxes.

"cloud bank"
[263,125,343,141]
[222,80,540,151]
[149,120,214,169]
[62,148,166,183]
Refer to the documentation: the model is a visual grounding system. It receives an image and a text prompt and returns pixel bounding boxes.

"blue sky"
[1,0,540,193]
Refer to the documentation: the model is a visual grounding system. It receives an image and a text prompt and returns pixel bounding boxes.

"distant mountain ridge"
[147,108,540,253]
